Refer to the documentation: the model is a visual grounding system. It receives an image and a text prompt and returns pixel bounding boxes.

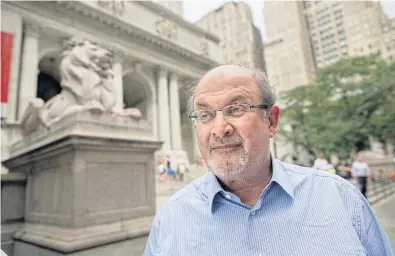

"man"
[144,65,393,255]
[352,154,372,198]
[313,152,328,171]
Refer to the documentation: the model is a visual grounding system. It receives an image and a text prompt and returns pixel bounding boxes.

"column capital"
[157,67,168,78]
[23,21,41,38]
[111,48,126,63]
[169,72,178,82]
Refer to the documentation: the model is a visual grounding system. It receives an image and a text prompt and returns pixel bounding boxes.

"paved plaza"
[373,194,395,246]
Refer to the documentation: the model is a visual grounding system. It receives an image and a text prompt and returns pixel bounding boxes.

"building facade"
[196,1,265,69]
[152,0,183,17]
[263,1,316,93]
[0,1,221,171]
[304,1,395,67]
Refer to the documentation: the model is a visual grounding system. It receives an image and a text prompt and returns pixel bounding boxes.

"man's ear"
[268,105,280,138]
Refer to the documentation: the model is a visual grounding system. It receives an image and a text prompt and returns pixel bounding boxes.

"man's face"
[193,69,279,177]
[319,153,324,159]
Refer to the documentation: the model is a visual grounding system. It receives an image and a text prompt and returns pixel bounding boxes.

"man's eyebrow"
[228,95,248,103]
[195,95,249,109]
[195,102,210,108]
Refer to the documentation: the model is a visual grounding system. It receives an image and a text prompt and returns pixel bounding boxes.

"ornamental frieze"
[154,16,178,41]
[97,0,125,16]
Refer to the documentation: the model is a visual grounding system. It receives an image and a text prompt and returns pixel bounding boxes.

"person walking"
[351,154,371,198]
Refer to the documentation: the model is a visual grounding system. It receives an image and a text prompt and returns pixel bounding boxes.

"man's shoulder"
[278,160,358,194]
[156,174,210,216]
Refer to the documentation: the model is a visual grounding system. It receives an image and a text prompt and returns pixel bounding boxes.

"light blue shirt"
[145,158,394,256]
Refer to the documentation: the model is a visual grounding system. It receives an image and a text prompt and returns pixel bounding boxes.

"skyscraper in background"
[305,1,394,67]
[263,1,316,93]
[196,1,265,69]
[264,0,395,92]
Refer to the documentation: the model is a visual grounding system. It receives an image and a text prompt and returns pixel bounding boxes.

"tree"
[279,54,395,161]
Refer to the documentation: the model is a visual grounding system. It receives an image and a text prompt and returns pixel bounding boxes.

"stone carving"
[198,40,209,56]
[21,38,141,136]
[155,16,178,40]
[97,0,125,16]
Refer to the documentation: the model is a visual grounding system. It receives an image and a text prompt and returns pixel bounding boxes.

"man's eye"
[199,112,211,120]
[228,106,244,114]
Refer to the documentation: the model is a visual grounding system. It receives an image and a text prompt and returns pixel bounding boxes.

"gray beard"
[206,151,249,178]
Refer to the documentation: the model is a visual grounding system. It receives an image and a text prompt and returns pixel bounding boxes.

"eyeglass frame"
[188,103,270,125]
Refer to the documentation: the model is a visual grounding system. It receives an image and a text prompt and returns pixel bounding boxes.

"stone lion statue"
[21,38,141,136]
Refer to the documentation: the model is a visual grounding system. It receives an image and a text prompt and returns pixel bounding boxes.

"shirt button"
[225,194,231,199]
[251,210,256,216]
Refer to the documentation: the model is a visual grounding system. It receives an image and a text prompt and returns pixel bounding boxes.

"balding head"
[187,65,276,116]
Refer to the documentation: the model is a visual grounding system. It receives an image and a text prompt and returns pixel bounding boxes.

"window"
[368,44,372,49]
[387,46,391,51]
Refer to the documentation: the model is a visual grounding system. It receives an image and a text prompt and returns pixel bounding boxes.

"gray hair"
[186,65,277,116]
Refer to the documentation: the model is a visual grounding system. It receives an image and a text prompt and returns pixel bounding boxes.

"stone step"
[368,182,395,205]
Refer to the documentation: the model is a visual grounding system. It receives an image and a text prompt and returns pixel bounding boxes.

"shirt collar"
[202,155,295,213]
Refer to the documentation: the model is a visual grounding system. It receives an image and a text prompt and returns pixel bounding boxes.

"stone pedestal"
[2,112,162,255]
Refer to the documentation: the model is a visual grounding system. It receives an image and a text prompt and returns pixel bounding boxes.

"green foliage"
[279,54,395,160]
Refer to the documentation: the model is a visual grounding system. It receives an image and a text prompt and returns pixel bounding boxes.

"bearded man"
[144,65,393,256]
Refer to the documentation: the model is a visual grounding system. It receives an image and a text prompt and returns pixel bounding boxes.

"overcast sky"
[183,0,395,40]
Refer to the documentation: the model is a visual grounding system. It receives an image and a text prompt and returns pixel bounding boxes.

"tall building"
[304,1,394,67]
[264,0,395,85]
[196,1,265,69]
[153,1,183,17]
[263,1,316,93]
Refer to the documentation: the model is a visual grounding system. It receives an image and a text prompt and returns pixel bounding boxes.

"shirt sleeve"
[144,214,161,256]
[356,196,394,255]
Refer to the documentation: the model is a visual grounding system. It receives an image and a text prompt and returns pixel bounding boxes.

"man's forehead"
[196,65,255,91]
[201,65,252,81]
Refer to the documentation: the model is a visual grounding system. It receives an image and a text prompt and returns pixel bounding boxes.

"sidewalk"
[155,164,207,196]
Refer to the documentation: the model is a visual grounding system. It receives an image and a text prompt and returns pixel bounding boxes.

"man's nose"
[210,112,233,138]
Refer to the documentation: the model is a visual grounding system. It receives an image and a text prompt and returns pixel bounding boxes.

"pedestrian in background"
[157,161,166,183]
[313,152,328,170]
[352,154,371,198]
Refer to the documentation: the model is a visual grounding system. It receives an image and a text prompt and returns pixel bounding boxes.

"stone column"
[157,68,171,152]
[112,50,124,112]
[169,73,182,151]
[17,22,40,121]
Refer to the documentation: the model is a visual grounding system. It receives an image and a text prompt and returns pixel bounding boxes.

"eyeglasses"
[189,104,269,125]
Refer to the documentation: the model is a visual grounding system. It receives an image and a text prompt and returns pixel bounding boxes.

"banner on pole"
[1,31,13,103]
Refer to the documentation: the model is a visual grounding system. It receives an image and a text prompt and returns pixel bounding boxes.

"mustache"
[210,136,244,149]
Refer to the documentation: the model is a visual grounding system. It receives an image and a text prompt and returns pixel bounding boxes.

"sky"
[183,0,395,40]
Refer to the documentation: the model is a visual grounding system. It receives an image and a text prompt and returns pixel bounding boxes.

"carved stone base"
[13,217,151,254]
[13,236,148,256]
[2,112,162,255]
